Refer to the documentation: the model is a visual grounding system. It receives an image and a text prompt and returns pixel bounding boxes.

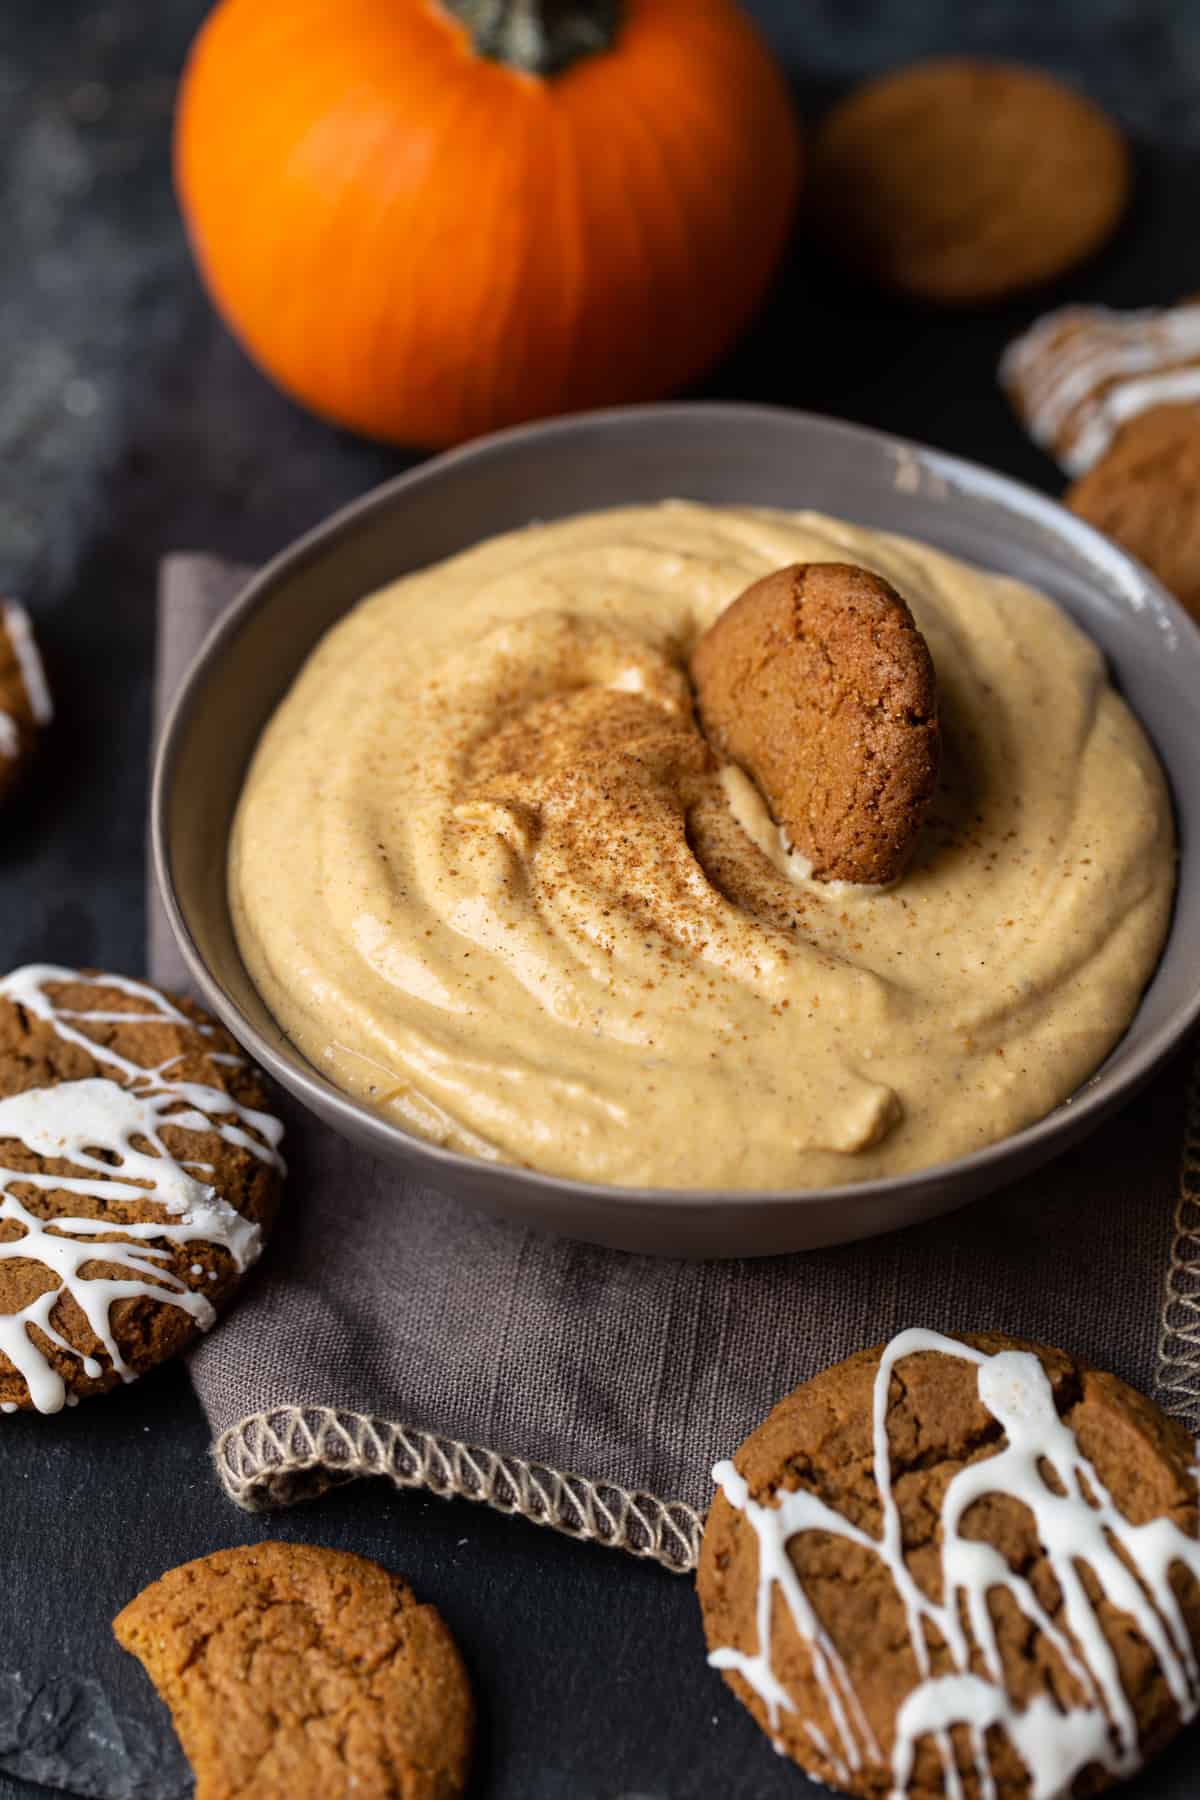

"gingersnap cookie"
[1065,403,1200,624]
[114,1541,473,1800]
[690,562,939,884]
[1002,300,1200,476]
[0,963,284,1414]
[0,602,52,802]
[699,1328,1200,1798]
[808,59,1130,305]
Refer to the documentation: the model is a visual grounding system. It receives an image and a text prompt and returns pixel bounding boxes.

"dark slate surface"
[3,2,1200,1795]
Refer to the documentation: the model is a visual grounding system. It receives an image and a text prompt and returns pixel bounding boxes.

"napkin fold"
[156,555,1200,1573]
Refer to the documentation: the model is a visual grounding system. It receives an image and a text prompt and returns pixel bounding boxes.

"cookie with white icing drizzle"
[0,965,284,1414]
[1001,300,1200,477]
[0,602,52,802]
[698,1329,1200,1798]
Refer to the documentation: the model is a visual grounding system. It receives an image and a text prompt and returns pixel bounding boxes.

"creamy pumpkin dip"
[230,504,1174,1190]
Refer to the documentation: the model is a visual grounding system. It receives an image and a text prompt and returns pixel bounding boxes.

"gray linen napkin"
[156,555,1200,1573]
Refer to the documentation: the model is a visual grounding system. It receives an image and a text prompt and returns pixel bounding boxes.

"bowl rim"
[151,399,1200,1214]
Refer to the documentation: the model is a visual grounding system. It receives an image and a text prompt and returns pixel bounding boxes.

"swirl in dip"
[229,504,1174,1190]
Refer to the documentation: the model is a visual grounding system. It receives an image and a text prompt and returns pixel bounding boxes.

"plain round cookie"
[0,602,51,803]
[0,964,284,1413]
[113,1542,473,1800]
[808,59,1130,304]
[698,1331,1200,1798]
[690,562,939,884]
[1066,402,1200,622]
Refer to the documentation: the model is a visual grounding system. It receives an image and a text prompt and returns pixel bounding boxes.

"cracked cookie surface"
[0,965,283,1412]
[114,1541,473,1800]
[698,1331,1200,1798]
[690,562,939,883]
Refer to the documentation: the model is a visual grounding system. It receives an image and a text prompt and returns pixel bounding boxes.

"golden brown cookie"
[690,562,939,884]
[698,1329,1200,1799]
[1066,402,1200,622]
[0,964,284,1415]
[114,1541,473,1800]
[0,602,51,803]
[808,58,1130,304]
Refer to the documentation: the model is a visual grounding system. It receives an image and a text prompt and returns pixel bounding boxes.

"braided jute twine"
[213,1060,1200,1576]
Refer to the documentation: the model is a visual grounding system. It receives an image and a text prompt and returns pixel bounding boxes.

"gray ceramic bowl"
[152,403,1200,1257]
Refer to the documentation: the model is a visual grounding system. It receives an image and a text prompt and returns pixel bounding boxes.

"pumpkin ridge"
[546,92,589,411]
[475,87,548,432]
[606,77,704,393]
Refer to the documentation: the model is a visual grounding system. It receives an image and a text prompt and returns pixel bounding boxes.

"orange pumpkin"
[174,0,801,448]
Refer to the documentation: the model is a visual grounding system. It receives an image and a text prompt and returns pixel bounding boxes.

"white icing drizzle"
[0,603,52,756]
[3,604,52,725]
[709,1327,1200,1799]
[1001,302,1200,475]
[0,965,284,1414]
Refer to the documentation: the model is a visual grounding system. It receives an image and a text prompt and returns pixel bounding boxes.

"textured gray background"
[3,2,1200,1796]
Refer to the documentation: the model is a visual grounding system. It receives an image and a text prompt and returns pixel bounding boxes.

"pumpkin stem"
[442,0,621,77]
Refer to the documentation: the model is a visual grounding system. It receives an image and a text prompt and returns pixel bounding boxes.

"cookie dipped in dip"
[229,504,1174,1191]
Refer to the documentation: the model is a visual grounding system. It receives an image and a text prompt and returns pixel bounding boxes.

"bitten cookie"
[699,1329,1200,1799]
[1066,403,1200,623]
[0,602,52,802]
[690,563,939,884]
[808,59,1129,305]
[114,1542,473,1800]
[1001,299,1200,476]
[0,964,284,1414]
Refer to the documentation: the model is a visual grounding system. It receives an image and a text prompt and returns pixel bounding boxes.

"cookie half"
[1066,402,1200,624]
[698,1329,1200,1798]
[690,562,939,884]
[808,58,1129,305]
[0,602,52,802]
[114,1542,473,1800]
[0,964,284,1413]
